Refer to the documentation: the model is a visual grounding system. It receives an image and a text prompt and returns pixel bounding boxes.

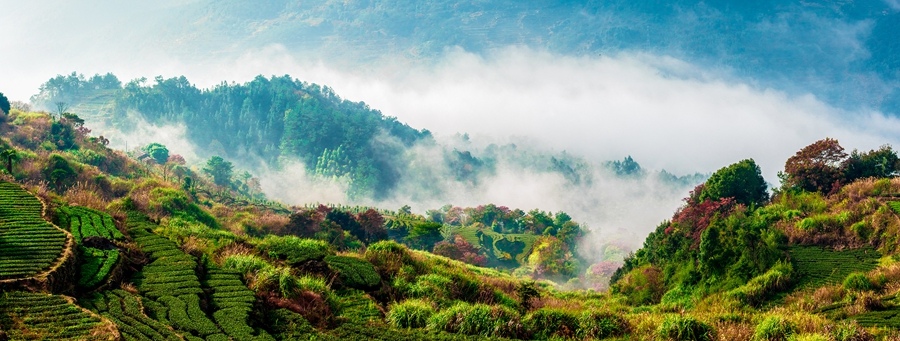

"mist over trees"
[31,72,708,202]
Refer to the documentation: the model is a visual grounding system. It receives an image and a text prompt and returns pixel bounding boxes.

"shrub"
[578,309,629,339]
[656,315,715,341]
[386,299,435,329]
[366,240,415,276]
[257,236,332,265]
[660,285,695,311]
[843,272,873,291]
[612,265,665,306]
[325,255,380,290]
[368,240,408,253]
[830,321,872,341]
[727,261,793,306]
[223,254,270,275]
[427,302,526,338]
[850,220,872,239]
[524,308,579,339]
[752,316,796,341]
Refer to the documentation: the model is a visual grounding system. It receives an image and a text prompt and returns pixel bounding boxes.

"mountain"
[127,0,900,114]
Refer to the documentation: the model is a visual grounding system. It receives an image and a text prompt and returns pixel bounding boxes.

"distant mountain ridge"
[146,0,900,114]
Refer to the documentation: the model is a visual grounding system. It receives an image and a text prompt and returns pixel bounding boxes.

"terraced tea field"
[85,289,184,341]
[789,245,881,289]
[0,182,70,279]
[77,246,120,288]
[205,265,274,341]
[455,226,536,264]
[127,212,228,340]
[59,205,124,241]
[0,291,116,340]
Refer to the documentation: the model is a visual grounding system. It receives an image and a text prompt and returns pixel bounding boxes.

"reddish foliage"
[167,154,186,165]
[784,138,848,193]
[671,195,736,247]
[432,234,487,266]
[276,209,324,236]
[589,260,622,277]
[261,291,331,327]
[355,208,387,243]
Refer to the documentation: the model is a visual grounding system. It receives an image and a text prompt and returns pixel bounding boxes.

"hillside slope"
[5,103,900,339]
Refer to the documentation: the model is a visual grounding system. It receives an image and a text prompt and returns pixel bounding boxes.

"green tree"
[0,149,19,174]
[203,156,233,186]
[0,92,9,114]
[142,143,170,165]
[43,154,76,189]
[700,159,768,206]
[843,145,900,181]
[405,221,443,250]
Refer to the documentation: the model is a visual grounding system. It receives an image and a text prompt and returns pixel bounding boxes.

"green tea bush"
[325,255,381,290]
[387,299,435,329]
[727,261,793,306]
[257,236,332,265]
[524,308,579,339]
[0,182,68,279]
[577,309,629,339]
[77,247,119,288]
[427,302,526,338]
[752,316,796,341]
[223,254,270,275]
[843,272,874,291]
[656,315,715,341]
[0,292,111,340]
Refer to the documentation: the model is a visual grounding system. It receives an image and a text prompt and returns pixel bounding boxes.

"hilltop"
[5,95,900,340]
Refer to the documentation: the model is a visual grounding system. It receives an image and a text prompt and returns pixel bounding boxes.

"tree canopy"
[203,156,234,187]
[700,159,768,206]
[0,92,9,114]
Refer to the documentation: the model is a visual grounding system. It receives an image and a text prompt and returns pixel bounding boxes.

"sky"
[3,0,900,247]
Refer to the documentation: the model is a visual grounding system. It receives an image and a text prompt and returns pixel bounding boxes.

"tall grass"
[752,316,796,341]
[656,315,715,341]
[386,299,435,329]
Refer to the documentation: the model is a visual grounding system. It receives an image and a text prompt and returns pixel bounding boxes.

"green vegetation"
[325,255,381,290]
[0,292,115,340]
[0,182,68,279]
[77,247,119,288]
[9,95,900,340]
[58,205,124,241]
[84,289,183,341]
[790,246,880,289]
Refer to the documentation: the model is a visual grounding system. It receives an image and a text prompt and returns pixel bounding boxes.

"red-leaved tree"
[783,138,848,193]
[433,235,487,266]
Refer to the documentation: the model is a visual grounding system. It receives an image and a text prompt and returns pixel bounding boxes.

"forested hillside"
[28,72,705,200]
